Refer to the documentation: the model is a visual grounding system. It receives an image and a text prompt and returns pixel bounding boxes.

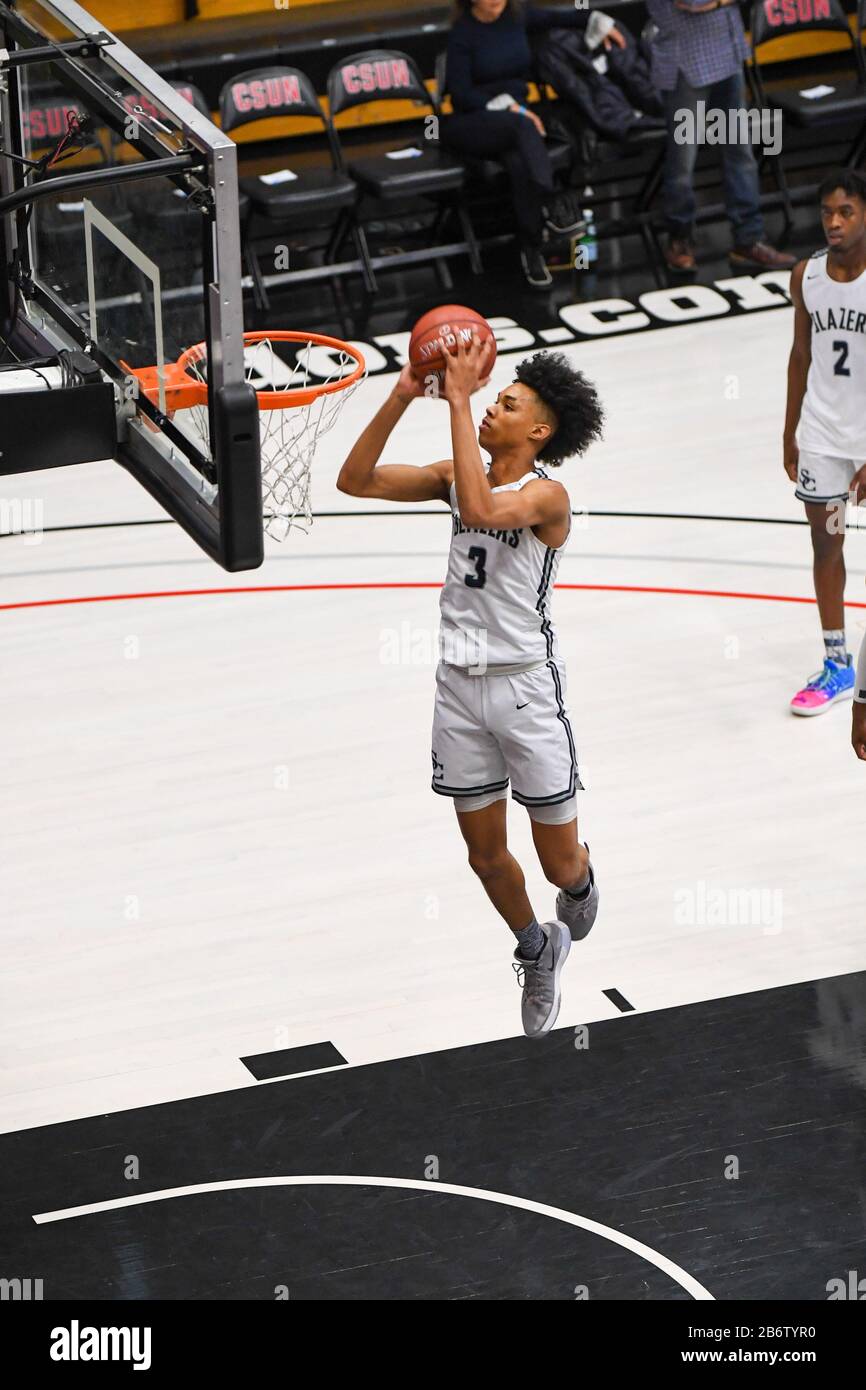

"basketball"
[408,304,496,381]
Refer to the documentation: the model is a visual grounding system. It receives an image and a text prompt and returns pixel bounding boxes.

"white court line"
[32,1174,714,1299]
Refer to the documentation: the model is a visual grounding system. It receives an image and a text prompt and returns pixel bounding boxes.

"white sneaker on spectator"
[520,246,552,288]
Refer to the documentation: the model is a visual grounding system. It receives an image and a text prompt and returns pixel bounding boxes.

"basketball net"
[180,335,365,541]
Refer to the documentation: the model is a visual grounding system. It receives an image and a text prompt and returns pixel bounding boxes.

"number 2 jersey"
[799,248,866,459]
[438,466,570,673]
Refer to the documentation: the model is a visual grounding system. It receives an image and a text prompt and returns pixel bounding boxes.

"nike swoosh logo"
[516,702,531,710]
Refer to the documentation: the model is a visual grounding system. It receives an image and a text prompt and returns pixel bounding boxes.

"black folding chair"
[169,81,211,120]
[327,48,481,292]
[219,65,369,309]
[120,81,242,257]
[749,0,866,183]
[526,26,667,278]
[32,99,134,279]
[121,79,212,125]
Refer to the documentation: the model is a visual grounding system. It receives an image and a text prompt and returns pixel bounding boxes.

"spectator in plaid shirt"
[646,0,796,271]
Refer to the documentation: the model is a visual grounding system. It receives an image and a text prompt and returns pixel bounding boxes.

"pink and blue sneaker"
[790,655,855,716]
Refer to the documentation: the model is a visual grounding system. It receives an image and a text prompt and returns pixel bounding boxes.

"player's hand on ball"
[393,362,426,402]
[783,437,799,482]
[442,334,495,401]
[852,702,866,760]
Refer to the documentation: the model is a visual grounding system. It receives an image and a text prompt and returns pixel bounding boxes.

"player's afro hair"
[513,351,604,466]
[818,168,866,203]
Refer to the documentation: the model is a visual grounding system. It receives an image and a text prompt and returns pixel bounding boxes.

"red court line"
[2,582,865,613]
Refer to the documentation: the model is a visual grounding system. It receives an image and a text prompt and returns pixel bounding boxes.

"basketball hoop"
[128,331,366,540]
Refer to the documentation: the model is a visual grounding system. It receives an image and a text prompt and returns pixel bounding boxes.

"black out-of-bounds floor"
[2,970,865,1301]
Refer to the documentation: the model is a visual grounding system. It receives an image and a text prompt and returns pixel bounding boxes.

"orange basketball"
[408,304,496,380]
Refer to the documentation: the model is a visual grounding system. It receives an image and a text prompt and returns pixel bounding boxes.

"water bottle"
[578,207,597,266]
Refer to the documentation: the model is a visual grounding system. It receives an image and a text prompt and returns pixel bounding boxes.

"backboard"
[0,0,263,570]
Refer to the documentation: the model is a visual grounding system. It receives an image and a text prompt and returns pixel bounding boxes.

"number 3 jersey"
[438,466,570,673]
[799,248,866,459]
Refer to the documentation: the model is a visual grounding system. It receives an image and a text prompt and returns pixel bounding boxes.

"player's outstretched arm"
[336,365,453,503]
[783,260,811,482]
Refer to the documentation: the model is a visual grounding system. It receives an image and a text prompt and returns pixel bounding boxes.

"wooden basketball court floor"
[2,303,865,1299]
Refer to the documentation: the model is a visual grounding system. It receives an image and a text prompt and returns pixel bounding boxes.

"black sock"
[564,866,592,901]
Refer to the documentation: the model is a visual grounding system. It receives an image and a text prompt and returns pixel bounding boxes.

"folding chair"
[219,65,370,309]
[749,0,866,183]
[122,81,241,249]
[327,49,481,292]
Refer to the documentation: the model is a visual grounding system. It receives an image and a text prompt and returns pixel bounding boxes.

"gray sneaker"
[556,845,598,941]
[512,922,571,1038]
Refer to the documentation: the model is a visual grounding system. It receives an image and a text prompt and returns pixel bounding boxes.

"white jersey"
[438,466,569,672]
[799,249,866,459]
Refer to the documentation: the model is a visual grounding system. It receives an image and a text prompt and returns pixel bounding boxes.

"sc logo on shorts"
[432,749,445,782]
[799,468,817,493]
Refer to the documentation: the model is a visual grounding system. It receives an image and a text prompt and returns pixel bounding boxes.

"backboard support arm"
[0,151,203,217]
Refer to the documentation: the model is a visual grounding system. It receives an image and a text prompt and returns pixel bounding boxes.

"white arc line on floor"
[32,1175,714,1299]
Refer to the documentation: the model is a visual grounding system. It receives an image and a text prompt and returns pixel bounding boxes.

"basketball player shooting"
[338,332,604,1037]
[783,170,866,730]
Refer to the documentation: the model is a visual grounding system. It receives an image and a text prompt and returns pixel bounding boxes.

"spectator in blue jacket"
[443,0,624,287]
[646,0,796,272]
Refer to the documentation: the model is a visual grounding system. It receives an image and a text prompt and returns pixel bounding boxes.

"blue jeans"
[662,69,764,246]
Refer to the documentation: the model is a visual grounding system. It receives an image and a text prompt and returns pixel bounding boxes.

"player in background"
[338,339,603,1037]
[783,170,866,716]
[853,641,866,761]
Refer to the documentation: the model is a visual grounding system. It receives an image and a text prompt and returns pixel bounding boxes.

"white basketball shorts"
[431,657,582,812]
[796,450,862,505]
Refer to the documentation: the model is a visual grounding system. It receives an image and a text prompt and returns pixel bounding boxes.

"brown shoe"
[729,240,797,270]
[664,236,696,272]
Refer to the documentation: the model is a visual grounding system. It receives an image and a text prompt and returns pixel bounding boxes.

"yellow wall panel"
[197,0,338,13]
[89,1,184,27]
[85,5,866,73]
[748,28,858,61]
[97,0,343,24]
